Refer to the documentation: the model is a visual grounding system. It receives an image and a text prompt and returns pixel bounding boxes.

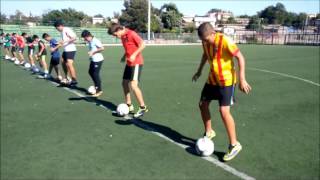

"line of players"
[0,21,252,161]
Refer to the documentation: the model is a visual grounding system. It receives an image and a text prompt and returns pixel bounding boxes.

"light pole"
[147,0,151,41]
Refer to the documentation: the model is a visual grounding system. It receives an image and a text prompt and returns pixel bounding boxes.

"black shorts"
[123,65,143,81]
[200,83,236,106]
[4,46,10,50]
[28,48,34,55]
[11,47,16,52]
[50,57,60,66]
[18,47,24,53]
[62,51,76,61]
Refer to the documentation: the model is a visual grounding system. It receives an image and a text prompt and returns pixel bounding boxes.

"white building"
[92,17,104,25]
[193,15,216,28]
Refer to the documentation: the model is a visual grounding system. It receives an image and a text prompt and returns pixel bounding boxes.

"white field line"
[248,67,320,87]
[48,82,255,180]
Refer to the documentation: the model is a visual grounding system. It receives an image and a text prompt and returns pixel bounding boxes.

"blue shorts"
[50,57,60,66]
[200,83,236,106]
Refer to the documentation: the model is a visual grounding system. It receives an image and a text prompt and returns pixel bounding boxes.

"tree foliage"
[42,8,89,27]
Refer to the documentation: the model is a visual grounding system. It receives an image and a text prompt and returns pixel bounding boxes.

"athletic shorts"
[38,55,46,61]
[62,51,76,61]
[18,47,24,53]
[123,64,143,81]
[11,47,16,52]
[4,46,10,50]
[200,83,236,106]
[28,48,34,55]
[50,57,60,66]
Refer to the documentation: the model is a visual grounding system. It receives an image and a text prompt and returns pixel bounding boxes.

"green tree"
[0,13,7,24]
[183,22,196,33]
[151,15,161,33]
[246,15,263,30]
[42,8,89,27]
[119,0,148,32]
[160,3,183,31]
[226,17,237,24]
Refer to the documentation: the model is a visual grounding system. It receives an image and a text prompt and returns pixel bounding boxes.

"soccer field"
[1,45,319,180]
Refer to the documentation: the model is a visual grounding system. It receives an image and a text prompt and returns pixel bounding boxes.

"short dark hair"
[197,22,214,39]
[21,32,27,36]
[81,30,92,38]
[0,33,4,36]
[12,33,16,36]
[42,33,50,39]
[54,20,64,27]
[108,23,124,35]
[32,35,39,40]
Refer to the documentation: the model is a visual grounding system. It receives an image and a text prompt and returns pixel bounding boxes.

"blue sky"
[1,0,319,17]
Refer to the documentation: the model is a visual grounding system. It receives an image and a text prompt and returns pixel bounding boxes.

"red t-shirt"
[16,35,25,48]
[121,29,144,66]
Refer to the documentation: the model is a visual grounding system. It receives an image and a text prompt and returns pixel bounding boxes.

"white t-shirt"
[88,37,104,62]
[61,27,77,52]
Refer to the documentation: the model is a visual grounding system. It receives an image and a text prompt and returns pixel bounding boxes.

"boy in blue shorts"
[43,33,62,81]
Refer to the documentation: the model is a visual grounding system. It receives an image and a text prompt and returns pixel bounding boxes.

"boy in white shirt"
[81,30,105,97]
[54,20,78,86]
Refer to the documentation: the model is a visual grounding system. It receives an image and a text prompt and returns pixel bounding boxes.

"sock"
[44,70,49,74]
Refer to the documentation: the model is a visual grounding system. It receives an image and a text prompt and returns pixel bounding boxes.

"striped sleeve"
[224,36,239,56]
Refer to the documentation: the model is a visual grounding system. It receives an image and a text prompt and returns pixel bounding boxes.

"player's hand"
[192,71,201,82]
[58,40,64,46]
[120,55,126,63]
[129,54,136,62]
[88,51,94,57]
[239,79,251,94]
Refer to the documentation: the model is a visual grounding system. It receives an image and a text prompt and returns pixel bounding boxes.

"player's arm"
[234,51,251,94]
[192,53,207,82]
[38,42,45,56]
[129,41,145,62]
[120,54,126,63]
[88,41,104,57]
[50,43,61,52]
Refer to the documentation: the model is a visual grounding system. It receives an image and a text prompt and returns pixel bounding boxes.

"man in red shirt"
[108,23,148,118]
[16,33,26,65]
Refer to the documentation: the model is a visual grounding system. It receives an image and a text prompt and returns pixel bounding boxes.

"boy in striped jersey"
[192,22,251,161]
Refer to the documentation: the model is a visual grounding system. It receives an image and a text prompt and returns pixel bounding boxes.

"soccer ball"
[195,137,214,156]
[116,103,129,116]
[14,60,20,65]
[32,67,40,73]
[24,63,31,69]
[87,85,96,95]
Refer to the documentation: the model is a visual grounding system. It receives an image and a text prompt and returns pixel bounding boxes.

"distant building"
[92,17,104,25]
[234,18,250,25]
[194,15,216,28]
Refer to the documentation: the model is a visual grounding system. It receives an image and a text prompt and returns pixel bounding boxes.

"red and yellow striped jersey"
[202,33,239,86]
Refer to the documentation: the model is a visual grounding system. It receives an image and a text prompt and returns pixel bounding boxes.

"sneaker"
[223,142,242,162]
[69,80,78,87]
[91,91,103,97]
[128,104,134,114]
[203,129,216,139]
[133,106,149,118]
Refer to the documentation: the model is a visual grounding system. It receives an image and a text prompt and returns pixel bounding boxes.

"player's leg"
[199,83,217,139]
[218,85,242,161]
[18,48,25,64]
[28,48,35,67]
[11,47,16,61]
[90,61,103,97]
[130,65,148,118]
[122,65,134,112]
[39,55,49,77]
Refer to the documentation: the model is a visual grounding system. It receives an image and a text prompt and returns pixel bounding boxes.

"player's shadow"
[68,96,117,112]
[115,118,225,161]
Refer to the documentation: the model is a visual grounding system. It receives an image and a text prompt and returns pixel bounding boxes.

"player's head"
[197,22,215,43]
[6,33,10,37]
[12,33,17,37]
[32,35,40,42]
[54,20,64,32]
[81,30,93,42]
[42,33,51,41]
[108,23,125,38]
[21,32,27,37]
[0,33,4,37]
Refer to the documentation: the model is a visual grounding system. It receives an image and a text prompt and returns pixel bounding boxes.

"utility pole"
[147,0,151,41]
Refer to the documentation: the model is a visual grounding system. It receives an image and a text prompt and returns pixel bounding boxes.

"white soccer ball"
[14,60,20,65]
[87,85,96,95]
[195,137,214,156]
[33,67,40,73]
[117,103,129,116]
[24,63,31,68]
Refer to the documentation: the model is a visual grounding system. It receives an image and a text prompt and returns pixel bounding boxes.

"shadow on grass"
[115,118,225,161]
[69,96,117,112]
